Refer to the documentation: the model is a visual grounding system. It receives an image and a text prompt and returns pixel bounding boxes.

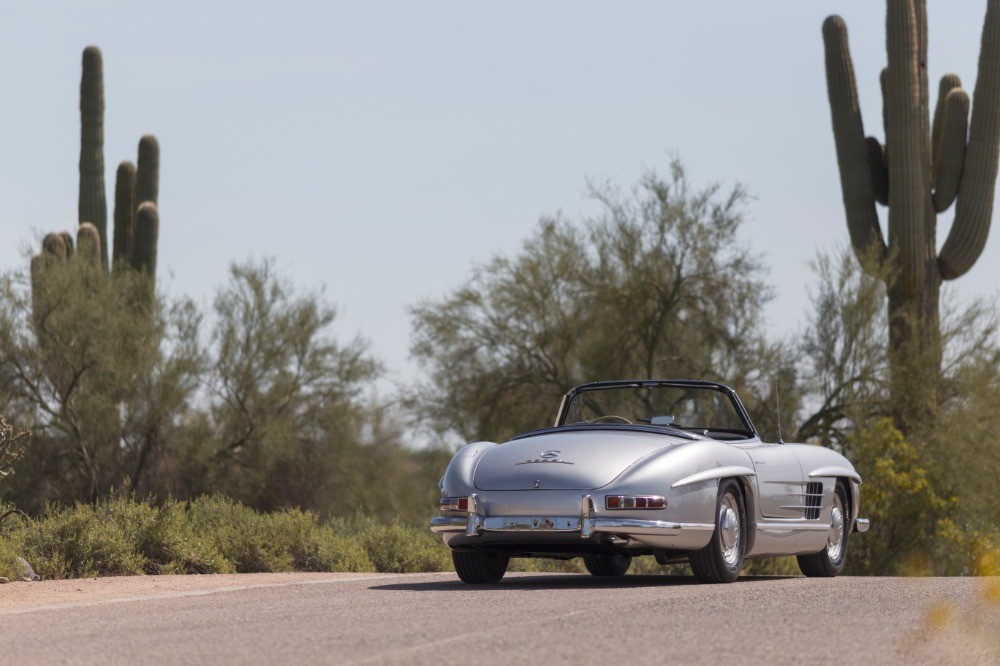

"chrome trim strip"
[432,512,714,537]
[756,521,831,532]
[807,466,862,484]
[854,517,870,533]
[671,465,757,488]
[592,519,714,536]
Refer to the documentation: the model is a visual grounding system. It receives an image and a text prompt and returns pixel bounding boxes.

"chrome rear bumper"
[430,494,712,540]
[854,517,871,533]
[430,515,705,536]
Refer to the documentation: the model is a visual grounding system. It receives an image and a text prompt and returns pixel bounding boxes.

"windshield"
[560,383,752,436]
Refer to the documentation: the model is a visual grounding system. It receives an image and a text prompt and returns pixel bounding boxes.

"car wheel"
[689,479,746,583]
[797,481,850,577]
[583,554,632,576]
[452,550,510,584]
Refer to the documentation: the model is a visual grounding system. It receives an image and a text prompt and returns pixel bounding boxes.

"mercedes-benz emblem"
[539,450,561,459]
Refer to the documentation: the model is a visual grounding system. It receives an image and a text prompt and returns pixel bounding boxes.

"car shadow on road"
[370,574,797,592]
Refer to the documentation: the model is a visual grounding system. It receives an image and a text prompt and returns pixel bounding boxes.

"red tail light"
[440,497,469,512]
[605,495,666,510]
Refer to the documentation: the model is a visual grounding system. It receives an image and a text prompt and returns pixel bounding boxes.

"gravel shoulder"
[0,572,399,613]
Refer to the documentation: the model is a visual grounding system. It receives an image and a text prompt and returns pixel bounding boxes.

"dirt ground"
[0,572,393,613]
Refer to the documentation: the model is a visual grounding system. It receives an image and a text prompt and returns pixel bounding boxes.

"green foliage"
[842,418,964,575]
[185,496,372,574]
[335,514,449,573]
[2,253,438,523]
[410,162,793,443]
[16,502,146,579]
[797,246,890,447]
[181,259,385,516]
[0,258,200,505]
[0,495,384,580]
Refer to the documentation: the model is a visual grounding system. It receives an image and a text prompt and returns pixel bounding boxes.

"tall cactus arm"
[78,46,108,270]
[76,223,102,268]
[885,0,927,296]
[880,67,890,142]
[42,233,69,260]
[932,89,970,213]
[867,137,890,205]
[915,0,932,186]
[58,232,75,258]
[112,161,137,269]
[932,73,963,169]
[131,202,159,277]
[823,16,886,261]
[136,134,160,208]
[940,0,1000,280]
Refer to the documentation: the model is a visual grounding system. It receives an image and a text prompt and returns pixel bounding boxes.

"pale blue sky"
[2,1,997,386]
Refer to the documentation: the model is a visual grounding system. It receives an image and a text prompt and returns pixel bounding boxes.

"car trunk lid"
[473,429,676,491]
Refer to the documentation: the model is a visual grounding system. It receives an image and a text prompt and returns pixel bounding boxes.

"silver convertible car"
[431,380,870,584]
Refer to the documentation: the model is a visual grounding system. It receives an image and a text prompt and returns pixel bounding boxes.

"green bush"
[845,418,967,575]
[22,502,145,578]
[0,495,384,579]
[185,495,292,573]
[337,514,450,573]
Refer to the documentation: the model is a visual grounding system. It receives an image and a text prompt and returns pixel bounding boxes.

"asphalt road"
[1,573,997,664]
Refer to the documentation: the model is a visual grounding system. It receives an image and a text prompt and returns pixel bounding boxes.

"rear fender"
[612,442,757,550]
[441,442,497,497]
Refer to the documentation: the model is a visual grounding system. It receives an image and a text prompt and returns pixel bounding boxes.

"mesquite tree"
[822,1,1000,427]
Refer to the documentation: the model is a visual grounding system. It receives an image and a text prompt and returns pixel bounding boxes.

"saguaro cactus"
[822,1,1000,423]
[112,161,137,268]
[136,134,160,208]
[31,46,163,353]
[79,46,107,268]
[76,223,102,268]
[33,47,162,289]
[132,202,159,277]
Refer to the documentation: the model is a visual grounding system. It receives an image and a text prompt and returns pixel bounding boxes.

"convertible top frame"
[554,379,759,440]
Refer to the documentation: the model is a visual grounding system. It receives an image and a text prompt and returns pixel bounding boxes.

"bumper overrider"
[430,493,712,540]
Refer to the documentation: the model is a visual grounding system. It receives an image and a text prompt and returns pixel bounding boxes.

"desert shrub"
[844,418,966,575]
[339,514,450,573]
[98,496,231,574]
[185,495,295,573]
[19,502,145,578]
[185,496,373,574]
[260,508,372,573]
[0,505,31,579]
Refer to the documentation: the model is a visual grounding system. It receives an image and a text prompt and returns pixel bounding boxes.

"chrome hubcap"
[719,493,741,567]
[827,494,845,562]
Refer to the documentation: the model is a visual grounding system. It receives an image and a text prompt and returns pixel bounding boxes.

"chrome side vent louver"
[805,482,823,520]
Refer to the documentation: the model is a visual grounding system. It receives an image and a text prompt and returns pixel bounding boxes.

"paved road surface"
[1,573,997,664]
